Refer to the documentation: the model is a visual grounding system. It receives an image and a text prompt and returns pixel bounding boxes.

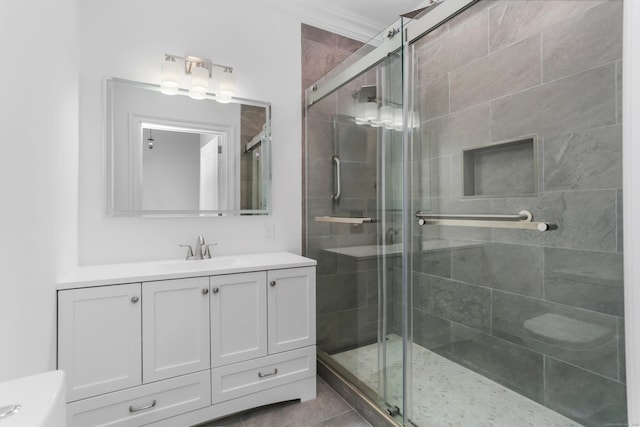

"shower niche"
[462,137,537,197]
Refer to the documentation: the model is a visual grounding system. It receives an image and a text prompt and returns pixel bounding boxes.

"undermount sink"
[0,370,65,427]
[156,256,240,272]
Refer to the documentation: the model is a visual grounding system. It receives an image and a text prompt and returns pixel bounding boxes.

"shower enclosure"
[305,1,626,426]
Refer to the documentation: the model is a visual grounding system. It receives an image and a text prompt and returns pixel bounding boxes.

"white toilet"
[0,370,65,427]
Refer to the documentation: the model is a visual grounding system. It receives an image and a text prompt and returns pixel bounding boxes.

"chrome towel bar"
[331,155,341,201]
[415,210,558,231]
[314,216,375,225]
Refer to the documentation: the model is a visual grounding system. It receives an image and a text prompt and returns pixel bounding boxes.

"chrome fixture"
[180,235,217,260]
[146,129,154,150]
[385,227,398,245]
[160,54,236,102]
[415,210,558,231]
[0,405,21,421]
[314,216,375,225]
[352,85,417,131]
[331,155,341,201]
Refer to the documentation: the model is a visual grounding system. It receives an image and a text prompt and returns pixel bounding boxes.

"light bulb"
[393,107,403,129]
[364,101,378,121]
[354,103,367,125]
[218,69,236,101]
[160,56,180,95]
[189,65,209,100]
[379,105,393,125]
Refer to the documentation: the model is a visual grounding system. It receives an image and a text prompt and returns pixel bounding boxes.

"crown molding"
[296,2,392,43]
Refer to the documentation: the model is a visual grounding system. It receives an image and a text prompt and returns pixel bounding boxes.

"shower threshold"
[332,335,583,427]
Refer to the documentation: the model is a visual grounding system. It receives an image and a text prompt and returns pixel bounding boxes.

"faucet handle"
[203,243,218,259]
[179,244,196,260]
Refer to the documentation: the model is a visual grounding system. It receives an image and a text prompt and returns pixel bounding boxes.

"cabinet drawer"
[212,346,316,404]
[67,371,211,427]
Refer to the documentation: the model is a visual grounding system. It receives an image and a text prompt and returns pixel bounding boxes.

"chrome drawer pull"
[258,368,278,378]
[129,400,157,413]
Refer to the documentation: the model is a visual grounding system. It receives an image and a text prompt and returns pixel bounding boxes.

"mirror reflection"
[106,78,270,216]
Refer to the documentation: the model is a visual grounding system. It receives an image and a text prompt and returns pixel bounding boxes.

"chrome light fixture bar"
[160,54,236,102]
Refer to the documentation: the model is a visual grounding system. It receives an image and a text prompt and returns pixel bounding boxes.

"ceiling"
[312,0,430,30]
[274,0,431,42]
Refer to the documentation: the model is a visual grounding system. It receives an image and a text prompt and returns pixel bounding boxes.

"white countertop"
[57,252,316,290]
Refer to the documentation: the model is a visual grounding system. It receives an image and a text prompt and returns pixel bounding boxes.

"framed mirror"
[106,78,271,217]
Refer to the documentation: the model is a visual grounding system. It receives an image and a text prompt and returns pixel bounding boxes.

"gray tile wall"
[410,1,625,426]
[304,25,389,355]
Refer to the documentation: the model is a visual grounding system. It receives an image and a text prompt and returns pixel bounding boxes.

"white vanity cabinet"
[57,253,316,427]
[210,271,267,367]
[267,267,316,354]
[58,283,142,402]
[142,276,211,383]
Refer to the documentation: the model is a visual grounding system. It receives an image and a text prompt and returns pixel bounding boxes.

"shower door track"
[306,0,478,107]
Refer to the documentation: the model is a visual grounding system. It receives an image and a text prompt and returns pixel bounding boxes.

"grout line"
[615,60,619,125]
[616,318,621,382]
[540,32,544,84]
[542,355,547,406]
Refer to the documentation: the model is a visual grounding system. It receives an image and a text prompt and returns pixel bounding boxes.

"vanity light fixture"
[160,54,236,102]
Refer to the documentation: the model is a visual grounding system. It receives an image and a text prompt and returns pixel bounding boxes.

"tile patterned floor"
[197,377,372,427]
[332,335,582,427]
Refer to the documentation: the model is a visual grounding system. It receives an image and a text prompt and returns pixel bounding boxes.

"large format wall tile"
[492,291,619,380]
[339,162,376,200]
[491,189,618,252]
[545,357,627,427]
[306,118,334,159]
[544,247,624,316]
[451,242,543,298]
[337,305,379,349]
[417,273,491,332]
[489,0,607,53]
[412,309,451,353]
[413,239,452,278]
[450,324,544,402]
[316,273,366,315]
[542,1,622,82]
[335,121,375,164]
[491,63,616,141]
[423,103,491,157]
[618,318,626,382]
[616,60,622,124]
[415,8,488,83]
[544,125,622,191]
[417,73,450,121]
[450,35,541,112]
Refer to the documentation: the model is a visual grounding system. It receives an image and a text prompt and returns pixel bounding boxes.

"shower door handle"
[331,155,341,201]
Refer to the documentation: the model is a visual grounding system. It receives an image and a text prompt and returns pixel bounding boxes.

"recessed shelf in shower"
[462,137,537,197]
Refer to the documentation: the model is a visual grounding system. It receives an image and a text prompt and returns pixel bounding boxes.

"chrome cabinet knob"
[212,287,219,294]
[202,288,209,295]
[270,280,276,287]
[131,296,139,303]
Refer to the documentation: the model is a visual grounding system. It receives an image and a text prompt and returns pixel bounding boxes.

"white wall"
[78,0,304,264]
[0,0,79,381]
[623,0,640,424]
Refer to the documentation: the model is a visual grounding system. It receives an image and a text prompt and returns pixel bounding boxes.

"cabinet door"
[142,277,210,383]
[267,267,316,354]
[211,272,267,367]
[58,283,142,402]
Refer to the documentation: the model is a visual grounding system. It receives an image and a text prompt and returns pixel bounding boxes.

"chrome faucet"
[180,235,217,260]
[385,227,398,245]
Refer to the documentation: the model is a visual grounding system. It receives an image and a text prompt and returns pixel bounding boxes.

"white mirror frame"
[105,77,271,217]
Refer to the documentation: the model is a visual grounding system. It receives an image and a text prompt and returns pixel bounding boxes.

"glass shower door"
[305,49,405,421]
[407,1,626,426]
